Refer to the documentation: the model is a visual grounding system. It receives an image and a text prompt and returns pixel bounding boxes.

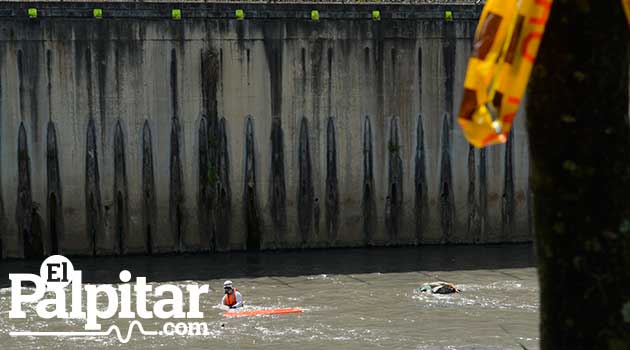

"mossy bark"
[527,1,630,349]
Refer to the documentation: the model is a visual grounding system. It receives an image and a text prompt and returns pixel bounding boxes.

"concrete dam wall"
[0,3,532,258]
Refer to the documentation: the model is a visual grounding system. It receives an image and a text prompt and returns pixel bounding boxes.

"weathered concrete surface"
[0,3,532,258]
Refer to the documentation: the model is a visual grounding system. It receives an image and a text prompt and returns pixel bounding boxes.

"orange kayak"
[223,307,303,317]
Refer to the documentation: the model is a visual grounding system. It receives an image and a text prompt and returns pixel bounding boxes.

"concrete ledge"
[0,2,482,19]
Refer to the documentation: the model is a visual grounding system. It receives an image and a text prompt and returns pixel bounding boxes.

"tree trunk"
[527,1,630,349]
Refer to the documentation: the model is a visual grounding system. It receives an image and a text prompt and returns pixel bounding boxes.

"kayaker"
[418,281,460,294]
[221,280,243,308]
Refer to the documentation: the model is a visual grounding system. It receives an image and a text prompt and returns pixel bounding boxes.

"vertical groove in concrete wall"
[17,123,35,257]
[417,47,422,112]
[443,21,456,116]
[263,26,286,247]
[327,48,333,117]
[314,193,320,241]
[46,121,63,255]
[17,50,24,120]
[270,116,287,244]
[96,42,108,144]
[467,145,480,243]
[201,48,220,237]
[439,114,455,243]
[86,118,102,255]
[200,47,219,137]
[216,117,231,251]
[18,47,44,257]
[263,32,283,119]
[301,47,307,106]
[325,117,339,243]
[46,49,58,255]
[502,132,515,239]
[362,116,376,245]
[198,117,211,250]
[169,49,184,253]
[386,116,403,242]
[85,48,95,120]
[364,46,370,77]
[0,53,4,258]
[246,49,251,79]
[141,120,156,254]
[169,116,184,253]
[19,49,41,143]
[374,29,385,127]
[219,48,224,96]
[113,120,128,255]
[310,42,322,134]
[170,49,179,120]
[214,118,232,250]
[244,116,261,251]
[46,49,52,119]
[478,148,488,243]
[114,47,121,112]
[391,48,397,100]
[528,131,536,240]
[414,114,428,243]
[236,18,245,49]
[414,46,422,244]
[528,189,535,239]
[298,117,314,245]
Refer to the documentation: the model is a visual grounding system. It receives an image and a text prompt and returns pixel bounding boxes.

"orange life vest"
[224,288,238,307]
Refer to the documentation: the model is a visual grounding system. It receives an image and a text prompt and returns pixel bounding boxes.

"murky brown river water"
[0,245,538,349]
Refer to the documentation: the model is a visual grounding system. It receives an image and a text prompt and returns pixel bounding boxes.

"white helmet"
[223,280,233,288]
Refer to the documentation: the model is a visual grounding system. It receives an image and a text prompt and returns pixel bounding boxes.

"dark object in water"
[418,281,460,294]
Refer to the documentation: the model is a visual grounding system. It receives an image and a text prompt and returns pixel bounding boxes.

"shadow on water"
[0,244,535,287]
